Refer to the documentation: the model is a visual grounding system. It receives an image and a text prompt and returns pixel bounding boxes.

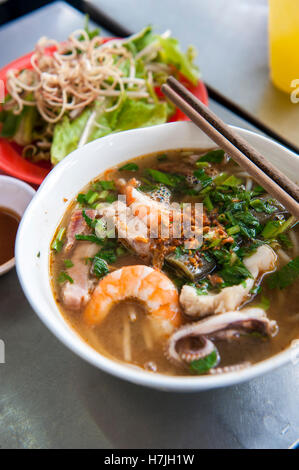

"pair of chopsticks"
[162,77,299,219]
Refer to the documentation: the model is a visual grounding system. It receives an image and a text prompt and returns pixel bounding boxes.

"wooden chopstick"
[162,77,299,219]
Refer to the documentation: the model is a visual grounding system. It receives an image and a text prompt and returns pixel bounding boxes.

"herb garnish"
[119,163,139,171]
[189,350,219,374]
[58,271,74,284]
[267,256,299,290]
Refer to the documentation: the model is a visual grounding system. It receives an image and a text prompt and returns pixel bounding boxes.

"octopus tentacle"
[209,362,251,375]
[166,308,278,369]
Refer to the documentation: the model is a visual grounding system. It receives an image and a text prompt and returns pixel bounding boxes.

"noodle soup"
[50,148,299,376]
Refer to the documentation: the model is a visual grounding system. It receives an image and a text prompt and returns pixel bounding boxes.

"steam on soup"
[50,148,299,376]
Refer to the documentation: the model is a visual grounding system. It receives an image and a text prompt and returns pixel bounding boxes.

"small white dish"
[15,121,299,391]
[0,175,35,275]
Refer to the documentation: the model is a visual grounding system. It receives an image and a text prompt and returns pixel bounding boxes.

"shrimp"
[116,178,172,237]
[83,265,182,337]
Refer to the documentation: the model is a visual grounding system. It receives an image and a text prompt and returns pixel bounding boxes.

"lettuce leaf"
[124,26,155,55]
[0,109,23,138]
[157,37,200,85]
[14,106,38,146]
[115,98,168,131]
[88,98,168,142]
[50,108,92,165]
[124,26,200,85]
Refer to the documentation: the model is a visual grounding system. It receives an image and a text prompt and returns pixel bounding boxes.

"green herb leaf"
[98,180,116,190]
[189,350,219,374]
[220,264,252,287]
[58,271,74,284]
[93,257,109,278]
[75,234,104,244]
[222,175,243,187]
[96,248,116,264]
[267,256,299,290]
[145,168,182,187]
[198,149,225,164]
[119,163,139,171]
[250,198,276,214]
[51,227,66,253]
[63,259,74,268]
[82,210,97,228]
[193,168,212,189]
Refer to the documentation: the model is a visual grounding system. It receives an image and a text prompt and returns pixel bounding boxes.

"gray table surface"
[0,1,298,450]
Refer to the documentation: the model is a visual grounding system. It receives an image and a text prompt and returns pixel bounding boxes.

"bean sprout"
[4,29,161,123]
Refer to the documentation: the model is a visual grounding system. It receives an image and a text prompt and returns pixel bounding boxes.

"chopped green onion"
[145,168,181,187]
[193,168,212,189]
[63,259,74,268]
[203,194,213,211]
[195,161,210,168]
[93,257,109,278]
[98,190,109,200]
[222,175,243,187]
[98,180,116,190]
[213,172,229,186]
[227,225,240,235]
[82,210,97,228]
[58,271,74,284]
[75,234,104,244]
[51,227,66,252]
[86,190,99,205]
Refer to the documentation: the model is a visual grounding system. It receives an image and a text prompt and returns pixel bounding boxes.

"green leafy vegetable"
[157,36,200,85]
[0,110,23,138]
[96,180,116,190]
[58,271,74,284]
[119,163,139,171]
[278,233,293,248]
[189,350,219,374]
[51,227,66,252]
[221,175,243,187]
[198,149,225,164]
[63,259,74,268]
[267,256,299,290]
[92,256,109,278]
[51,109,92,165]
[262,216,295,239]
[96,249,116,264]
[193,168,212,189]
[83,14,100,40]
[250,198,276,214]
[82,210,97,228]
[75,234,104,244]
[145,168,183,187]
[219,264,252,287]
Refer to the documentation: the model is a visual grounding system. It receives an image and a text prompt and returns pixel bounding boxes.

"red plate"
[0,41,208,185]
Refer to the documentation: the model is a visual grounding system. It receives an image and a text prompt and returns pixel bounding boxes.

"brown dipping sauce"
[0,207,20,265]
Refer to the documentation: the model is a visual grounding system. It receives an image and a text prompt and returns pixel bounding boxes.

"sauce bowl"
[0,175,35,276]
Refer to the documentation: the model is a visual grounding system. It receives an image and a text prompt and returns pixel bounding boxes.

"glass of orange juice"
[269,0,299,94]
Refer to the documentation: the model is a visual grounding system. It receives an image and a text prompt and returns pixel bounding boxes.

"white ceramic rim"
[0,175,35,276]
[15,122,299,391]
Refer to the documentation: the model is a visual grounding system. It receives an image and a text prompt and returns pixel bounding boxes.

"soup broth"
[50,148,299,376]
[0,207,20,265]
